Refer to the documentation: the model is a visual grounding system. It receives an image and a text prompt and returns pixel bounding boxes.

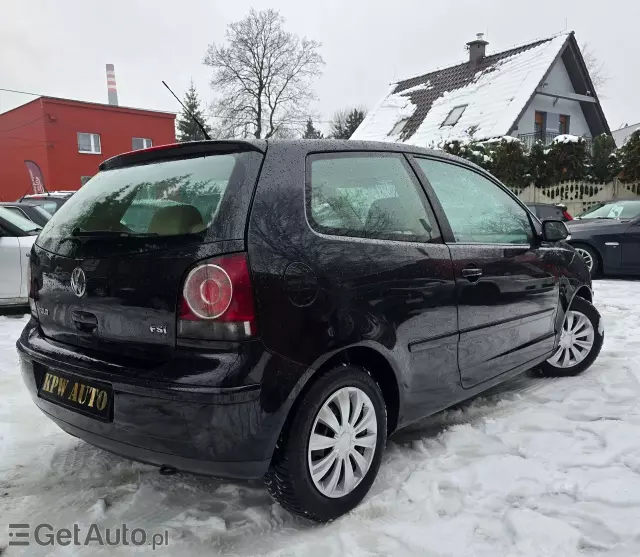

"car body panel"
[0,209,38,306]
[446,244,558,388]
[568,217,640,275]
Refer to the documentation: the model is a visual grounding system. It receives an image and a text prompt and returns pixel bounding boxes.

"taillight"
[178,253,257,341]
[563,210,573,221]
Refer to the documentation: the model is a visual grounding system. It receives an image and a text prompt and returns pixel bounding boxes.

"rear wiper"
[71,228,158,238]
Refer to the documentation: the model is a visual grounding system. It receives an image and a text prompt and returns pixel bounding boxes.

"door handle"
[462,267,483,282]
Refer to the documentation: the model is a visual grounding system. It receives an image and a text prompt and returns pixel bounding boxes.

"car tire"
[264,365,387,522]
[538,296,604,377]
[572,243,599,278]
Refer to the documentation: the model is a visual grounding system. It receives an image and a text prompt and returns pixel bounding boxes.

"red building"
[0,97,176,201]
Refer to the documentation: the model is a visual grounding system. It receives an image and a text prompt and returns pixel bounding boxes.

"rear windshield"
[0,206,42,234]
[577,200,640,220]
[37,151,263,254]
[29,199,62,214]
[33,206,53,220]
[537,205,563,220]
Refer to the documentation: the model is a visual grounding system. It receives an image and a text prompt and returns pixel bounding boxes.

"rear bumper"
[17,321,302,480]
[41,407,270,478]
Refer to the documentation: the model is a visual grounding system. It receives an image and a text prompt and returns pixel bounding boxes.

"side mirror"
[542,219,569,242]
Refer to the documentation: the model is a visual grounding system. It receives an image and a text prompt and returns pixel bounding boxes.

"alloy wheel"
[575,248,594,273]
[547,310,595,368]
[308,386,377,499]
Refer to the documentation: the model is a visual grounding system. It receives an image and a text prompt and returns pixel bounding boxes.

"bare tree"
[581,42,609,93]
[203,9,324,139]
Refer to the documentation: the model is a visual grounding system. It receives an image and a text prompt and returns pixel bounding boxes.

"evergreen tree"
[619,131,640,182]
[488,139,528,188]
[330,107,367,139]
[176,80,212,142]
[591,134,619,182]
[526,141,551,187]
[545,137,592,182]
[303,118,323,139]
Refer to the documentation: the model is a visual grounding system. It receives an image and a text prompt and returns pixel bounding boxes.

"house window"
[559,115,570,135]
[77,132,101,154]
[132,137,153,150]
[389,119,409,136]
[534,111,546,139]
[441,105,467,127]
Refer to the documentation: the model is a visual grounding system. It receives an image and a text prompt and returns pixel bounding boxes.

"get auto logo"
[7,523,169,550]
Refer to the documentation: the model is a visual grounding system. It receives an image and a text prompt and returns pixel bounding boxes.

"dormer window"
[389,119,409,136]
[442,105,467,127]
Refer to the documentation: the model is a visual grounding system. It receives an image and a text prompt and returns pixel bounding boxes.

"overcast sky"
[1,0,638,133]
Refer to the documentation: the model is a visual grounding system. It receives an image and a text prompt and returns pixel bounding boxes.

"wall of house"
[43,99,176,190]
[0,99,50,201]
[613,123,640,147]
[512,58,590,137]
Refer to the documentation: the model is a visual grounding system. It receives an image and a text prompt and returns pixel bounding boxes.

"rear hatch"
[32,141,264,360]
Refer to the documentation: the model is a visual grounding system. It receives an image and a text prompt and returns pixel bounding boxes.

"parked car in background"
[527,202,573,222]
[19,191,75,215]
[568,199,640,277]
[0,201,52,227]
[0,207,41,308]
[17,140,602,522]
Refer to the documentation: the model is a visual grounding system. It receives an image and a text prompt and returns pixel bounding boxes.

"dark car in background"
[17,140,602,522]
[0,201,52,227]
[568,199,640,277]
[527,202,573,222]
[19,191,75,215]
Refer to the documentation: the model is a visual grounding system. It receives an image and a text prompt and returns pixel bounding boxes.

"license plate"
[38,370,113,421]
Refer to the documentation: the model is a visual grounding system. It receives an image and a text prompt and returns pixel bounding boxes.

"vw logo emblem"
[70,267,87,298]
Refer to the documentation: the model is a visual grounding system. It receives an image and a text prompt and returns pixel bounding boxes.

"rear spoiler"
[100,140,266,171]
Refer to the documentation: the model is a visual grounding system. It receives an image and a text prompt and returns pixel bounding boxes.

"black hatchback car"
[17,140,603,521]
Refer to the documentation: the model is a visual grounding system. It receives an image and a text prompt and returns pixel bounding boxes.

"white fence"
[511,179,640,216]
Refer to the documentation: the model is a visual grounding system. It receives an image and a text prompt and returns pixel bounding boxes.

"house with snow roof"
[352,32,610,149]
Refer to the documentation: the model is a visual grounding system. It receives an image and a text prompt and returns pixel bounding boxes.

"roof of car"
[22,192,75,199]
[0,200,43,207]
[101,138,483,175]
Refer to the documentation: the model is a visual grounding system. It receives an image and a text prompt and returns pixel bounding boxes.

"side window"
[308,153,438,243]
[4,207,30,221]
[417,158,532,244]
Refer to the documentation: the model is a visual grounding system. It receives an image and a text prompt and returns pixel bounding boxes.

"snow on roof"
[352,33,571,147]
[612,123,640,147]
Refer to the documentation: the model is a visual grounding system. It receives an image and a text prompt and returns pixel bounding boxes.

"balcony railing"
[517,132,593,151]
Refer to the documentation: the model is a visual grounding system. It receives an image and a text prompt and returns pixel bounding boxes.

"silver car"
[0,207,40,308]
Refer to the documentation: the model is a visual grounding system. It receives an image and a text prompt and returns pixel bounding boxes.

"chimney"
[466,33,489,65]
[106,64,119,106]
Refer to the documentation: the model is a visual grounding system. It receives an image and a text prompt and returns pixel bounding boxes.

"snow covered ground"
[2,279,640,556]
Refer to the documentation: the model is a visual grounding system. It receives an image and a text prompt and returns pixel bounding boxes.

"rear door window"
[37,150,263,253]
[307,153,439,243]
